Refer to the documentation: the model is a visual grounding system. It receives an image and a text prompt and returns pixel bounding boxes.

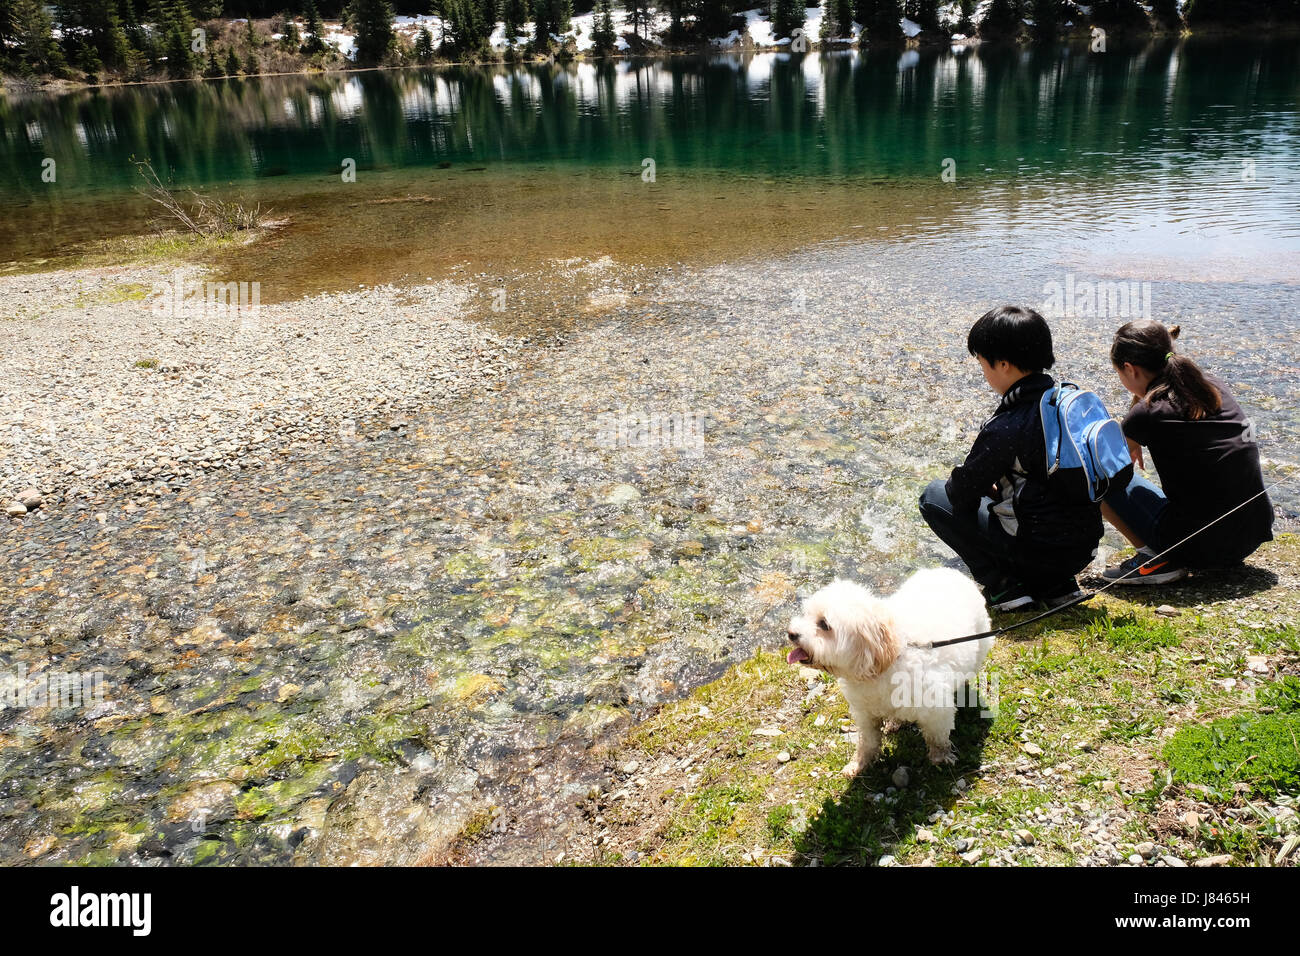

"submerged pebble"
[1,237,1295,865]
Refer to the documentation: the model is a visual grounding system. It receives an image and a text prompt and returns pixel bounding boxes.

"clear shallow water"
[2,236,1297,865]
[1,39,1299,865]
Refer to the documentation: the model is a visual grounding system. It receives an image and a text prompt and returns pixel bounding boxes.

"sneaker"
[983,578,1034,612]
[1102,550,1188,586]
[1035,579,1086,609]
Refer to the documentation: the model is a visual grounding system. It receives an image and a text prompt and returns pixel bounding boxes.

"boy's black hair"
[967,305,1056,372]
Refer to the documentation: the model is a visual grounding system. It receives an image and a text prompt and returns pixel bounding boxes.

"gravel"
[1,264,525,512]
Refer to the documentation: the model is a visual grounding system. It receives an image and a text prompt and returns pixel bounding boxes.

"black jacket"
[946,373,1103,580]
[1122,372,1273,567]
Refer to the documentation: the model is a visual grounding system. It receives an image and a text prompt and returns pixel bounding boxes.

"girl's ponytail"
[1110,320,1222,420]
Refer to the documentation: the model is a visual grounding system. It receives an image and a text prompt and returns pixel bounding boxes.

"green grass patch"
[1164,712,1300,799]
[1249,625,1299,656]
[1088,613,1182,652]
[1259,675,1300,713]
[76,283,152,307]
[663,780,766,861]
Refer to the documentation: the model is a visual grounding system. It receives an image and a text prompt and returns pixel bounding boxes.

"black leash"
[925,476,1291,650]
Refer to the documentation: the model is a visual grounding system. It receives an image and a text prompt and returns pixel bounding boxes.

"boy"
[919,305,1103,610]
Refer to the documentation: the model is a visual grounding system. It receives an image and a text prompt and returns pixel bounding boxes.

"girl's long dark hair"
[1111,320,1221,421]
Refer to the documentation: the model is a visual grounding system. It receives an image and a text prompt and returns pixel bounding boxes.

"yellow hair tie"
[1165,351,1173,362]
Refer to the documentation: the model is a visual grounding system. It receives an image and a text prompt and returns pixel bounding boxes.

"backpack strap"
[1048,384,1065,474]
[1045,382,1079,476]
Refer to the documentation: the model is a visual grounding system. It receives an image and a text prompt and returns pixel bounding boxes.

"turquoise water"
[2,38,1299,262]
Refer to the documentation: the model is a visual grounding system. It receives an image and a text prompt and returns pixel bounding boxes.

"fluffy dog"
[785,568,993,776]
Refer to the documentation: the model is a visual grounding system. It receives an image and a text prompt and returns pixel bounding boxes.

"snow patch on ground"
[326,5,993,64]
[740,7,829,47]
[744,9,777,46]
[326,29,355,61]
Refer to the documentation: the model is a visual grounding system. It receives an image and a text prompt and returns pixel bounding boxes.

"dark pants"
[918,478,1015,590]
[919,478,1091,591]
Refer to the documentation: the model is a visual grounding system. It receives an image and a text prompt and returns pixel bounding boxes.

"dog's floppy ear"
[827,597,900,681]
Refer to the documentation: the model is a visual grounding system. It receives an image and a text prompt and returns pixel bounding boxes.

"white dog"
[785,568,994,777]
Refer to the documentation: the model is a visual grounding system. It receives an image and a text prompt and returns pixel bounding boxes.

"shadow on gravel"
[792,696,993,866]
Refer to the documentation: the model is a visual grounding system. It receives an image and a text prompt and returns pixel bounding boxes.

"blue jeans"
[1103,473,1171,552]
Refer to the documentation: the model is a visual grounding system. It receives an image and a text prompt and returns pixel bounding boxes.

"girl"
[1101,320,1273,584]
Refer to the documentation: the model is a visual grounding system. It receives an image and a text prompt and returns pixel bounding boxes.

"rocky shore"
[1,232,1295,866]
[1,265,526,520]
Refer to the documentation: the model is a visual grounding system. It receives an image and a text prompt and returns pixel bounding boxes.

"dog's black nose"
[787,630,799,642]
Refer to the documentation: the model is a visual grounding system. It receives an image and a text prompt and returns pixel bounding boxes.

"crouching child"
[919,305,1103,610]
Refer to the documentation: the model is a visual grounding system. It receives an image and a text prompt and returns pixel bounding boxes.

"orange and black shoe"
[1102,549,1188,586]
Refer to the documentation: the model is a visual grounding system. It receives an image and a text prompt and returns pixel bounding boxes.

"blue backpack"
[1040,383,1133,503]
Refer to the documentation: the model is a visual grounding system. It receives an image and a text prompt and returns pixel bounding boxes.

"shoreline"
[6,21,1298,97]
[530,540,1300,867]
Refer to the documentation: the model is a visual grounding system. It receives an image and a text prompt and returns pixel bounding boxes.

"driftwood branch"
[131,158,270,237]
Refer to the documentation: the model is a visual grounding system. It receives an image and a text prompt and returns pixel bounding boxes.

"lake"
[1,38,1298,865]
[2,38,1298,294]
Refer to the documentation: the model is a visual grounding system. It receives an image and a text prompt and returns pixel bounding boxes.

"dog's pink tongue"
[787,647,810,665]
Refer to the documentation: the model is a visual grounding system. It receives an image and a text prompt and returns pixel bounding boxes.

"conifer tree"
[772,0,802,39]
[532,0,551,45]
[1090,0,1150,30]
[163,10,196,76]
[0,0,14,48]
[623,0,649,41]
[281,15,301,49]
[56,0,130,69]
[1030,0,1059,37]
[548,0,571,35]
[446,0,494,52]
[1149,0,1181,29]
[501,0,526,44]
[592,0,616,51]
[856,0,902,41]
[11,0,65,74]
[978,0,1021,37]
[346,0,395,63]
[302,0,327,54]
[124,44,148,78]
[912,0,940,30]
[821,0,855,39]
[415,25,434,59]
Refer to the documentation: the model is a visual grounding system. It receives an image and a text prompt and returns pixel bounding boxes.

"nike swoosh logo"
[1138,561,1168,576]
